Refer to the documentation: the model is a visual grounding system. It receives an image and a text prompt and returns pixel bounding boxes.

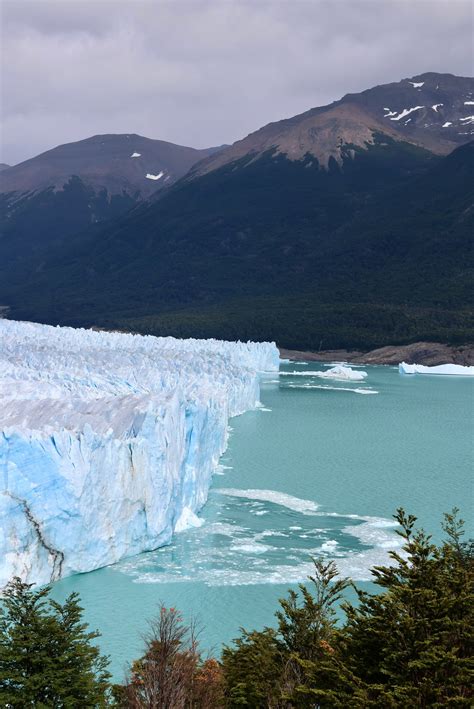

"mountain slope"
[100,141,474,349]
[3,140,472,349]
[0,134,223,263]
[192,73,473,179]
[1,73,473,349]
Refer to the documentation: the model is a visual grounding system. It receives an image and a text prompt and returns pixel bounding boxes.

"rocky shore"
[280,342,474,366]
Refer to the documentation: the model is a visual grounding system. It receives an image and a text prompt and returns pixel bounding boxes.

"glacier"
[0,319,279,586]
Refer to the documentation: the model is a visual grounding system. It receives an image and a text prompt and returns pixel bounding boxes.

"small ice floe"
[145,171,164,180]
[399,362,474,376]
[383,108,397,117]
[431,104,443,112]
[460,116,474,124]
[280,365,367,382]
[442,121,453,127]
[130,152,141,158]
[390,106,424,121]
[409,81,424,88]
[464,101,474,105]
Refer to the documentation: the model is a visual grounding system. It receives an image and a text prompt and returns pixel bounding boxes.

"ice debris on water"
[280,365,367,381]
[399,362,474,376]
[0,320,279,586]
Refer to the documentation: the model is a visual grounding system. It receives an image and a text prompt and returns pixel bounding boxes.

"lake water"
[51,362,473,681]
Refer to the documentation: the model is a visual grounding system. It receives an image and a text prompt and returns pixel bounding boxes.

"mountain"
[0,134,222,196]
[0,135,223,261]
[1,73,473,350]
[0,164,10,172]
[192,72,473,177]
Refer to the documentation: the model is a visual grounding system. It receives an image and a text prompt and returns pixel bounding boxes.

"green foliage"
[107,298,474,352]
[342,508,474,707]
[0,577,110,707]
[222,510,474,708]
[221,629,283,707]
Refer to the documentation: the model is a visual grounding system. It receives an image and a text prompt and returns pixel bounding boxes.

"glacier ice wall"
[0,320,279,586]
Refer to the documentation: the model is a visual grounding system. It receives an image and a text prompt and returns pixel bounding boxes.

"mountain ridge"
[190,72,473,177]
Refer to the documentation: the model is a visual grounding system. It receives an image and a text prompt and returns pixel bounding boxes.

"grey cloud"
[1,0,472,164]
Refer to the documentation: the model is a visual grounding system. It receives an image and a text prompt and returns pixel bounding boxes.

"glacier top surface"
[0,319,280,436]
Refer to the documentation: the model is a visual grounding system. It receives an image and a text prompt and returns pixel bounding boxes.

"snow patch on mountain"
[146,171,164,180]
[389,106,424,121]
[0,320,279,586]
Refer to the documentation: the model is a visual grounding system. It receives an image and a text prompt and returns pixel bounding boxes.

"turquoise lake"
[51,362,473,681]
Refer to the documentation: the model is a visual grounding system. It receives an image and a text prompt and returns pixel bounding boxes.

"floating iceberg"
[399,362,474,376]
[280,365,367,381]
[0,320,279,586]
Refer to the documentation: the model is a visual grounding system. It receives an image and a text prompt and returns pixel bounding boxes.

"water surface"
[51,362,473,680]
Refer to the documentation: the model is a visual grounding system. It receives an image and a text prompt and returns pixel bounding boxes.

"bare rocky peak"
[0,134,220,196]
[342,72,474,146]
[192,72,474,176]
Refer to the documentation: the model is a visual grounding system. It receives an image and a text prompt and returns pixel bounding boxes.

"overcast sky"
[1,0,472,165]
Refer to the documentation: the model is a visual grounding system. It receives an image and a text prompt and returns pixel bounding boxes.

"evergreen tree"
[221,510,473,708]
[0,577,110,707]
[276,561,364,708]
[221,560,352,707]
[221,628,284,707]
[343,508,474,707]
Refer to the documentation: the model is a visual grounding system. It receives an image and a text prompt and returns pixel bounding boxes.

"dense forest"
[1,509,472,707]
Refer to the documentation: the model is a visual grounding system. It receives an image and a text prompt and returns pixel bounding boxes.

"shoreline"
[279,341,474,366]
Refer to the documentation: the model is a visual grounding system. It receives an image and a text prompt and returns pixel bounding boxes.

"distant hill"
[0,134,224,262]
[0,164,10,172]
[0,134,222,196]
[1,73,473,350]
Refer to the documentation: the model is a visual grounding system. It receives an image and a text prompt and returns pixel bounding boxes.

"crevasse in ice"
[0,319,279,586]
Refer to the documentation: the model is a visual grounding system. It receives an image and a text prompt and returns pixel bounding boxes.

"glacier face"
[0,320,279,586]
